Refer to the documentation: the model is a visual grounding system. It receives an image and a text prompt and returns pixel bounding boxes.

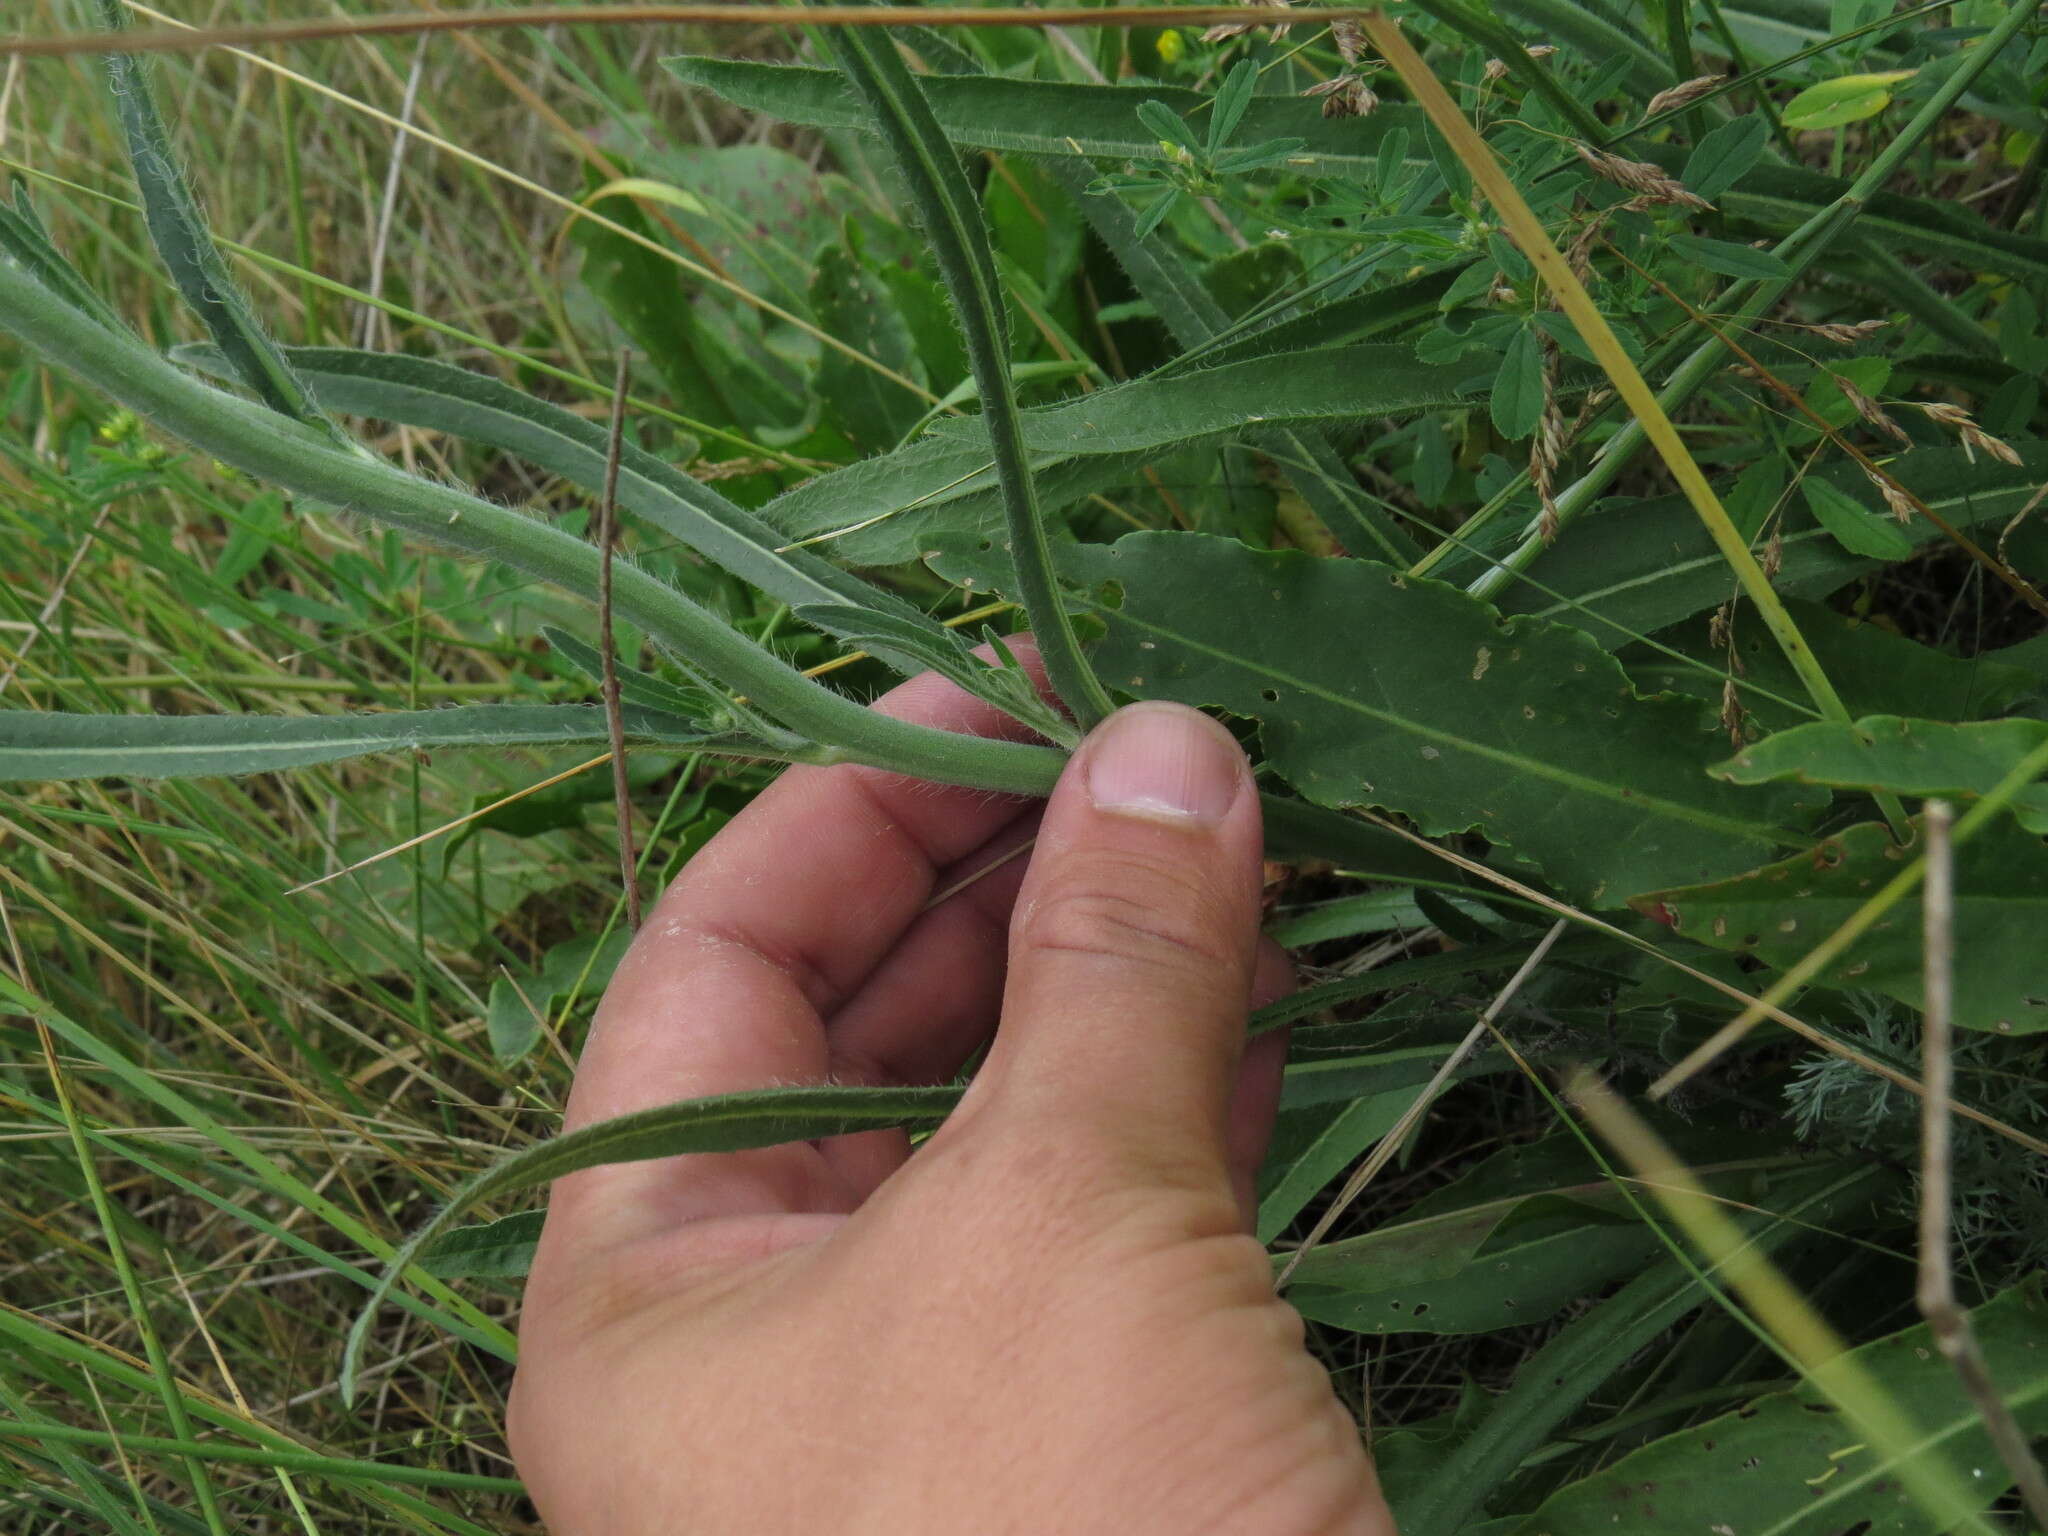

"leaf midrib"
[1085,597,1794,847]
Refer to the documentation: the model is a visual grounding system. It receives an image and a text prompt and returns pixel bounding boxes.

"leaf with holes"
[1073,533,1818,905]
[1634,815,2048,1033]
[1714,716,2048,832]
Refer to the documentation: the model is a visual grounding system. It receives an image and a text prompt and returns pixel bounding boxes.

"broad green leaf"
[0,703,714,782]
[1715,715,2048,831]
[1803,475,1915,560]
[1489,325,1545,441]
[1289,1204,1663,1335]
[1488,0,1676,92]
[1075,533,1817,905]
[1666,232,1793,280]
[1508,446,2046,640]
[187,345,917,630]
[1636,816,2048,1033]
[1511,1284,2048,1536]
[487,974,544,1067]
[763,345,1466,565]
[1286,1141,1855,1336]
[342,1083,964,1399]
[1043,155,1427,564]
[95,0,340,442]
[809,241,926,453]
[417,1211,546,1279]
[569,185,795,432]
[1781,69,1915,131]
[485,929,635,1065]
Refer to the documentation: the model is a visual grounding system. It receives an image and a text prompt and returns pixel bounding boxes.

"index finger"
[563,650,1049,1134]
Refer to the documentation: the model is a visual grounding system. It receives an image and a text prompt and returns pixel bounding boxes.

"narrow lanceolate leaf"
[1514,1284,2048,1536]
[181,343,940,656]
[95,0,339,441]
[342,1084,962,1400]
[1075,533,1817,905]
[1715,716,2048,832]
[417,1211,547,1280]
[824,25,1112,726]
[0,704,716,782]
[1636,817,2048,1034]
[764,345,1466,565]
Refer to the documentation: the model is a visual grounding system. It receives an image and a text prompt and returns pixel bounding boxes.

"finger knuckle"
[1018,854,1241,975]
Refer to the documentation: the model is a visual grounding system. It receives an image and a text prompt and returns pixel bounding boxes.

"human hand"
[507,655,1393,1535]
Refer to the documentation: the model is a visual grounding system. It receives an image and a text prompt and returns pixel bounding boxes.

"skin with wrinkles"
[508,648,1395,1535]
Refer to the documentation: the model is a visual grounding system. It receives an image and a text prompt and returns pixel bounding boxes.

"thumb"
[975,700,1264,1188]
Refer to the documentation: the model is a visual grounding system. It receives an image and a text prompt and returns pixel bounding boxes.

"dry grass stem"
[1914,803,2048,1528]
[1274,920,1569,1289]
[4,5,1334,59]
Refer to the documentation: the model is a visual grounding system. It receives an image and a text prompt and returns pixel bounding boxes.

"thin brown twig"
[1915,800,2048,1528]
[598,350,640,933]
[1,5,1341,60]
[1275,919,1568,1289]
[0,504,115,698]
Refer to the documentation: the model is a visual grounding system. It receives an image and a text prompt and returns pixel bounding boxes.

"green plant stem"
[825,26,1113,728]
[0,260,1065,795]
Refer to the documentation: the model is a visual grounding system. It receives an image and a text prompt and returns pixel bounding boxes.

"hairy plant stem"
[0,260,1066,794]
[825,26,1113,728]
[1457,0,2040,602]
